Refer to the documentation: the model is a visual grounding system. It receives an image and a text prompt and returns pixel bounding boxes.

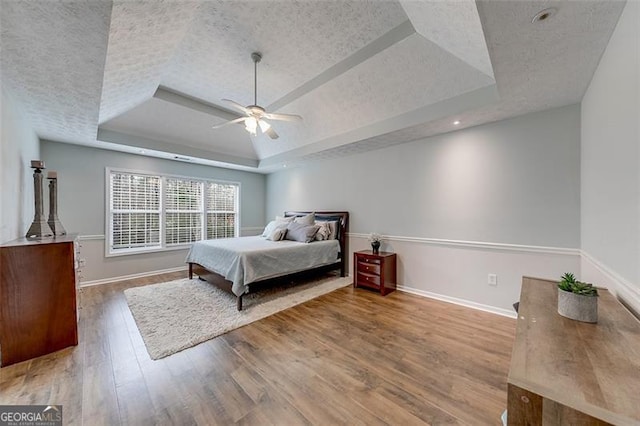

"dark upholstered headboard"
[284,211,349,274]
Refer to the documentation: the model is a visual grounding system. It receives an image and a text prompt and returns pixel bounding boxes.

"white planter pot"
[557,289,598,323]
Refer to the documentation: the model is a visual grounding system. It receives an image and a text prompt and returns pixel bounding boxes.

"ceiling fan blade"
[222,99,250,115]
[263,112,302,122]
[212,117,245,129]
[265,126,279,139]
[257,119,278,139]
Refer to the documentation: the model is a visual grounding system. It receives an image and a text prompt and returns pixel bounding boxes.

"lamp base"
[26,219,53,239]
[48,219,66,236]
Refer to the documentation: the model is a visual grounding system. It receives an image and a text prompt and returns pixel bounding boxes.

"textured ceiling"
[0,1,111,143]
[98,0,200,124]
[161,0,408,107]
[100,95,258,160]
[0,0,626,173]
[400,0,493,78]
[257,33,495,159]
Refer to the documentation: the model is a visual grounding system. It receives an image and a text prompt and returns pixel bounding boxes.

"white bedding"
[185,236,341,296]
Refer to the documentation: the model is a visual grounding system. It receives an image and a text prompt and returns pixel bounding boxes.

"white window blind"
[165,178,203,245]
[206,182,238,239]
[107,169,240,256]
[109,172,161,251]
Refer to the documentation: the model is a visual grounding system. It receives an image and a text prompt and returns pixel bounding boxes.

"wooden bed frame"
[188,211,349,311]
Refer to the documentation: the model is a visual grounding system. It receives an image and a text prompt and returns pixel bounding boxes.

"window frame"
[105,167,241,257]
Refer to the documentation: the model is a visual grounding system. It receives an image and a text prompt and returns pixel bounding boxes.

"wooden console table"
[507,277,640,425]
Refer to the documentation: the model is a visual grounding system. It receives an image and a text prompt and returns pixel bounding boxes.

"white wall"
[0,87,40,243]
[41,141,266,283]
[266,105,582,314]
[581,0,640,314]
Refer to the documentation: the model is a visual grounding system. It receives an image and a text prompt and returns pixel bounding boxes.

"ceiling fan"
[212,52,302,139]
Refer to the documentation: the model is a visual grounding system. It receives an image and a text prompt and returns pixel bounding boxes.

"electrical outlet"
[488,274,497,286]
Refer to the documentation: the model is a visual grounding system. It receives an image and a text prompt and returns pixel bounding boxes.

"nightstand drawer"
[359,256,381,265]
[357,272,381,288]
[357,260,380,275]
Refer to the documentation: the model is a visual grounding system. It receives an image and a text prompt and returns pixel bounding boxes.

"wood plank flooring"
[0,272,516,425]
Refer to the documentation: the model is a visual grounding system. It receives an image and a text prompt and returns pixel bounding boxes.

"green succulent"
[558,272,598,296]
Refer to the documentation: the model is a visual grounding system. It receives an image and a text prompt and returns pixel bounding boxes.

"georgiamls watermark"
[0,405,62,426]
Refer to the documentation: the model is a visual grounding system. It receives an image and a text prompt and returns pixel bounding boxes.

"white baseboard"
[80,266,188,287]
[396,284,518,319]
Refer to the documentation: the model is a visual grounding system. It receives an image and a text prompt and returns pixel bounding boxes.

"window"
[110,173,161,251]
[107,169,239,256]
[165,178,203,245]
[206,182,237,239]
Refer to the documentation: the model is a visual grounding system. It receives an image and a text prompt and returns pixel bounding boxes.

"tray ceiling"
[0,0,626,173]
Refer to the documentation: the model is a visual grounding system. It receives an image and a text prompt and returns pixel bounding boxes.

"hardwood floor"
[0,272,516,425]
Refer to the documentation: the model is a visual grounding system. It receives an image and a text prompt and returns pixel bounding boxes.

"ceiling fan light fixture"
[244,117,258,135]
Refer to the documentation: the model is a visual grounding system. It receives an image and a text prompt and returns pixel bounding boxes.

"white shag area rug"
[124,273,351,360]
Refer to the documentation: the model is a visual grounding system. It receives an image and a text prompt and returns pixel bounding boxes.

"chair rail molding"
[78,226,265,241]
[347,232,580,256]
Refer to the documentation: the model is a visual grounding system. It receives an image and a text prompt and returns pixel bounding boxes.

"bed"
[187,211,349,310]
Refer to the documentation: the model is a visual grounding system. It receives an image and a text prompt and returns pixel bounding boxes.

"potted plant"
[369,233,382,254]
[557,272,598,323]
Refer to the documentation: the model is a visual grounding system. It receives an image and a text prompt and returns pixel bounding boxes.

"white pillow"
[261,220,288,237]
[265,227,287,241]
[285,222,319,243]
[294,213,315,226]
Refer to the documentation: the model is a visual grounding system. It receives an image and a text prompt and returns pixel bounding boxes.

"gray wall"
[41,141,266,282]
[265,104,581,314]
[0,87,40,243]
[581,1,639,301]
[267,104,581,248]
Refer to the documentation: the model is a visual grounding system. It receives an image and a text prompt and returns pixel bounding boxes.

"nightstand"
[353,250,397,295]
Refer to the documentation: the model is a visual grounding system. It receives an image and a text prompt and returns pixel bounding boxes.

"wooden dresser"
[0,234,79,367]
[353,250,397,295]
[508,277,640,425]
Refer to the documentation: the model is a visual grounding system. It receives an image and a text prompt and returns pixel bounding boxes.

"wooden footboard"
[190,263,244,310]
